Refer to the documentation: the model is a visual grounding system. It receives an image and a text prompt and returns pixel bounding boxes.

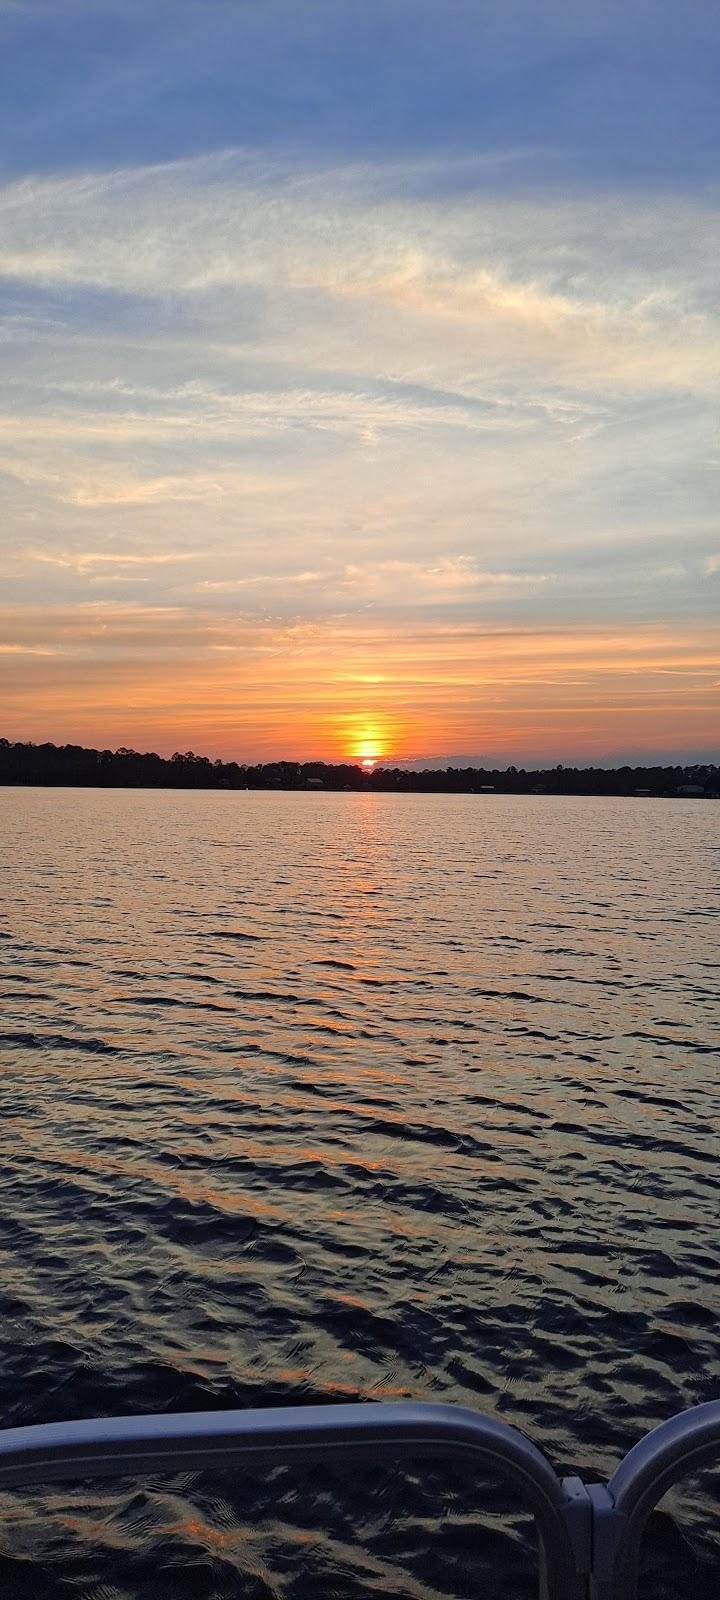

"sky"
[1,0,719,766]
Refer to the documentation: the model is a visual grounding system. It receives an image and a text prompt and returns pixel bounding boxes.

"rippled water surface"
[1,788,718,1597]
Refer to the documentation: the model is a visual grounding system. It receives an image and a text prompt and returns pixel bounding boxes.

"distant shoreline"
[1,739,717,798]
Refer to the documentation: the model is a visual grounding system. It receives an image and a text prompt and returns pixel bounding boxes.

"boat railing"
[0,1397,718,1598]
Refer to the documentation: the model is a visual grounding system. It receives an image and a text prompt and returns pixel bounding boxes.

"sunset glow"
[1,4,718,766]
[3,611,717,764]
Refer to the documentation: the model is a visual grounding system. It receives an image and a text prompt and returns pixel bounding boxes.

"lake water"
[0,788,718,1598]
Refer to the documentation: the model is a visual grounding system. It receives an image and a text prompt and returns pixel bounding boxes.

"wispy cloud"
[28,548,203,570]
[1,156,718,397]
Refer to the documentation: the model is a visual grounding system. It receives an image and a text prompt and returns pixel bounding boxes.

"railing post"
[558,1477,593,1598]
[583,1485,625,1600]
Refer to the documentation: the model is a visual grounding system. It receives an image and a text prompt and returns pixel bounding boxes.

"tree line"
[0,738,717,796]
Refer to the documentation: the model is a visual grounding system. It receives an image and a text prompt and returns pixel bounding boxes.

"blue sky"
[1,1,718,761]
[2,1,718,185]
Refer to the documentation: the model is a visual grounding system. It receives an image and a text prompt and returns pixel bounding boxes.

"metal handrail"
[1,1397,719,1598]
[589,1399,720,1599]
[0,1400,587,1600]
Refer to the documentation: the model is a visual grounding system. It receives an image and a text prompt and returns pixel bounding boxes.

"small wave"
[0,1029,118,1054]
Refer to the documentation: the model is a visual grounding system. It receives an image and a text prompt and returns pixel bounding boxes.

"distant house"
[677,783,705,796]
[478,784,495,793]
[634,787,650,796]
[306,777,324,789]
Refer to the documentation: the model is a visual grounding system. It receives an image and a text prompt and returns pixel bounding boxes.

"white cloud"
[1,154,718,392]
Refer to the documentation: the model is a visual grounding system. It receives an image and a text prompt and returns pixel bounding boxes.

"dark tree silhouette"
[0,738,717,797]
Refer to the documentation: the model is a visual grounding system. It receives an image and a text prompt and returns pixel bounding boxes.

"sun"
[348,721,387,765]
